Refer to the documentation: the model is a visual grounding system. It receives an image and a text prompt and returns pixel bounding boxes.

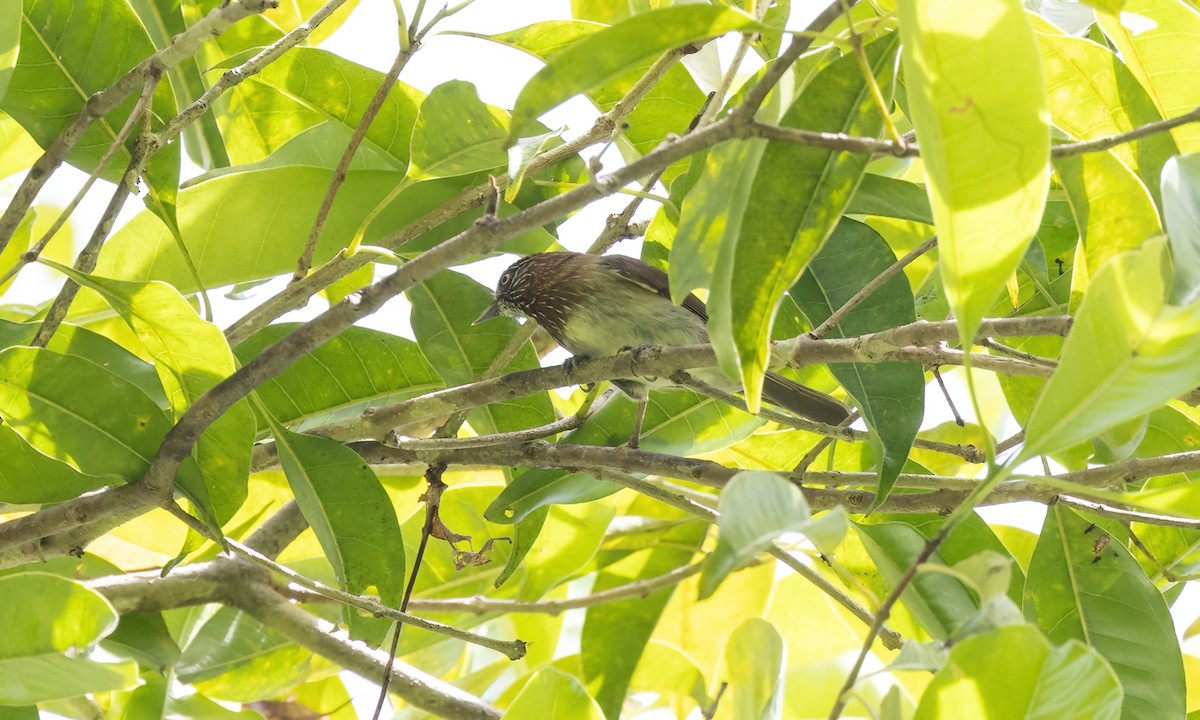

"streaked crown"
[483,253,595,341]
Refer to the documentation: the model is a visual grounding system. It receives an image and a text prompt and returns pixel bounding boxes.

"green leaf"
[1037,30,1178,203]
[786,219,924,504]
[571,0,649,23]
[513,500,616,601]
[202,122,398,177]
[4,0,180,227]
[0,207,31,295]
[102,613,181,670]
[756,0,791,58]
[176,605,323,697]
[502,668,605,720]
[1097,0,1200,152]
[724,619,786,720]
[700,472,818,599]
[234,323,442,431]
[76,168,487,313]
[582,518,705,719]
[508,5,761,138]
[408,270,555,434]
[914,625,1122,720]
[848,174,935,224]
[0,346,182,482]
[0,573,140,704]
[708,32,899,409]
[1163,153,1200,304]
[473,19,707,180]
[1024,504,1184,719]
[407,80,509,180]
[319,260,373,306]
[495,507,548,589]
[0,113,40,179]
[670,138,767,304]
[854,521,979,640]
[0,319,165,403]
[899,0,1051,345]
[267,424,406,614]
[484,391,763,524]
[44,264,253,525]
[221,47,422,167]
[629,641,709,711]
[1018,238,1200,461]
[0,422,110,503]
[1054,150,1161,289]
[0,0,17,103]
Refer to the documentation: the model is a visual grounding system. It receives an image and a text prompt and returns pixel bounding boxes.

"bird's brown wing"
[598,254,708,321]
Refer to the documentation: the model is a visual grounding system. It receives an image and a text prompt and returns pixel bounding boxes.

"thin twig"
[931,367,964,427]
[391,413,587,449]
[31,73,161,347]
[732,0,853,123]
[407,562,704,615]
[223,42,693,346]
[695,0,772,129]
[162,501,523,657]
[152,0,350,151]
[233,582,501,720]
[810,236,938,339]
[0,76,157,288]
[703,683,729,720]
[827,530,945,719]
[593,468,905,650]
[293,43,418,282]
[373,463,446,720]
[995,430,1025,456]
[1051,105,1200,158]
[235,541,523,657]
[670,371,981,464]
[769,546,903,650]
[0,0,279,255]
[980,338,1057,367]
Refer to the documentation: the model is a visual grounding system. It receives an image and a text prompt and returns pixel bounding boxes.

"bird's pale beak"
[473,300,502,325]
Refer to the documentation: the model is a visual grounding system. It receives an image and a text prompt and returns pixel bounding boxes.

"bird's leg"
[629,397,647,449]
[562,354,594,391]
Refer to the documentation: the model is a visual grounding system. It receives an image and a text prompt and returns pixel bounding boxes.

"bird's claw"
[563,355,595,392]
[621,344,662,381]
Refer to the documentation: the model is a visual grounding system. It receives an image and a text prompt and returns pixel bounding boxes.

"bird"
[475,251,850,446]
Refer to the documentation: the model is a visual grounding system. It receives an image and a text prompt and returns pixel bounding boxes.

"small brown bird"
[476,252,850,445]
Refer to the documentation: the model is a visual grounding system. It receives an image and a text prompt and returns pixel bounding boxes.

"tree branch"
[231,581,502,720]
[302,316,1068,447]
[224,40,694,345]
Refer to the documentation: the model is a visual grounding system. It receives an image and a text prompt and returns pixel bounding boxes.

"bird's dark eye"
[499,270,513,288]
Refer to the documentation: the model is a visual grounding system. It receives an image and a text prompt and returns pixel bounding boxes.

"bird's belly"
[557,292,707,359]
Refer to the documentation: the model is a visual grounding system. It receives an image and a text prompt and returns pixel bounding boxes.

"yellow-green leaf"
[899,0,1051,345]
[1037,30,1178,203]
[43,262,253,525]
[508,5,761,139]
[1055,149,1161,300]
[1098,0,1200,152]
[1018,238,1200,461]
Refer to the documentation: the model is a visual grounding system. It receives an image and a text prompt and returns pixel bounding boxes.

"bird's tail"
[762,371,851,426]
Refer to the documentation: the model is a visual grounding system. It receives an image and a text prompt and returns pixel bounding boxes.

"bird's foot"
[620,344,662,382]
[562,355,594,392]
